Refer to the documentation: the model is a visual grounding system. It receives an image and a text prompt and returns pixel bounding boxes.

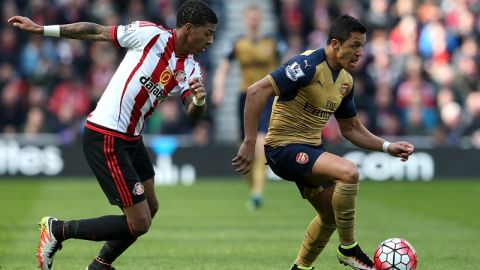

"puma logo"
[304,59,311,68]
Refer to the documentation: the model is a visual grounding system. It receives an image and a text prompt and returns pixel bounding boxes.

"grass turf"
[0,178,478,269]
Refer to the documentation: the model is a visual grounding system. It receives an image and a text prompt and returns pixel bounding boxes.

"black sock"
[89,255,118,270]
[89,257,112,270]
[62,215,132,241]
[51,219,66,242]
[96,237,137,265]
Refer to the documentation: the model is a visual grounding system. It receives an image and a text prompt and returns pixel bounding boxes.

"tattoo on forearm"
[60,22,110,41]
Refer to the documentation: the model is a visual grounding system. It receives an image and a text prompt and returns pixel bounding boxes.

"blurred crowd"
[274,0,480,148]
[1,0,479,148]
[0,0,224,145]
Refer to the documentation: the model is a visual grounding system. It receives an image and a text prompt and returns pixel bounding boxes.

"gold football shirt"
[227,36,281,92]
[265,49,357,147]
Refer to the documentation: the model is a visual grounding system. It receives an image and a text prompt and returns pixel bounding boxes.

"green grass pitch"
[0,178,478,269]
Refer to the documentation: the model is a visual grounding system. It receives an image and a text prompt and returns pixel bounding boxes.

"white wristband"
[44,25,60,37]
[192,96,205,106]
[382,141,391,153]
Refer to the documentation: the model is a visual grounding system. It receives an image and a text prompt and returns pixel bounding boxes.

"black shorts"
[265,143,334,197]
[83,127,155,207]
[238,92,274,139]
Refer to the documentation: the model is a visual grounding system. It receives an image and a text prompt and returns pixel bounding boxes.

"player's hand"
[387,141,414,162]
[232,140,256,174]
[189,77,206,102]
[7,16,43,34]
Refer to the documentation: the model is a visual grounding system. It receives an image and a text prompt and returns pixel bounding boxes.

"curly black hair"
[176,0,218,28]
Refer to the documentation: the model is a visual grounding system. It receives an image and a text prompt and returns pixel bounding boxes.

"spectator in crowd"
[86,42,118,106]
[395,56,438,135]
[463,91,480,136]
[388,15,418,67]
[158,99,191,135]
[439,101,464,146]
[23,106,46,136]
[23,85,50,136]
[0,26,20,66]
[373,82,403,136]
[364,0,393,30]
[47,64,90,143]
[0,80,27,134]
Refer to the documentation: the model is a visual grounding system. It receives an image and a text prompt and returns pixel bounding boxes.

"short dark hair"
[176,0,218,28]
[327,15,367,44]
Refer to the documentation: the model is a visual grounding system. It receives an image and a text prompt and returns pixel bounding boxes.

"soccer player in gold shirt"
[213,5,283,209]
[233,15,414,270]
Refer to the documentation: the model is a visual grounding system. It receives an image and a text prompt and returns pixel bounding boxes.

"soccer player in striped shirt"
[8,1,217,269]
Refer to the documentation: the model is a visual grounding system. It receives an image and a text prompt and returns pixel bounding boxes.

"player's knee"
[130,217,152,237]
[340,161,359,184]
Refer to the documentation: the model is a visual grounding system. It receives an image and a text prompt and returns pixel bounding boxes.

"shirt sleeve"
[114,21,160,50]
[268,54,316,101]
[334,86,358,119]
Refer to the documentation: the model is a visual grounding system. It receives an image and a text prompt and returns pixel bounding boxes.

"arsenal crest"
[341,83,349,97]
[295,152,309,164]
[174,70,186,84]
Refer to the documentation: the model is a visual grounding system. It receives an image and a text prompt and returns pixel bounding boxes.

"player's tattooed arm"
[60,23,111,41]
[7,16,111,41]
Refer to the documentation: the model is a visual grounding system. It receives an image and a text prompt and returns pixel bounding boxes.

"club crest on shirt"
[174,70,186,84]
[133,182,145,195]
[295,152,309,164]
[341,83,349,97]
[285,62,305,81]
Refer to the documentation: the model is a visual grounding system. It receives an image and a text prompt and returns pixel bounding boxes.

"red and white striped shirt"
[86,21,201,140]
